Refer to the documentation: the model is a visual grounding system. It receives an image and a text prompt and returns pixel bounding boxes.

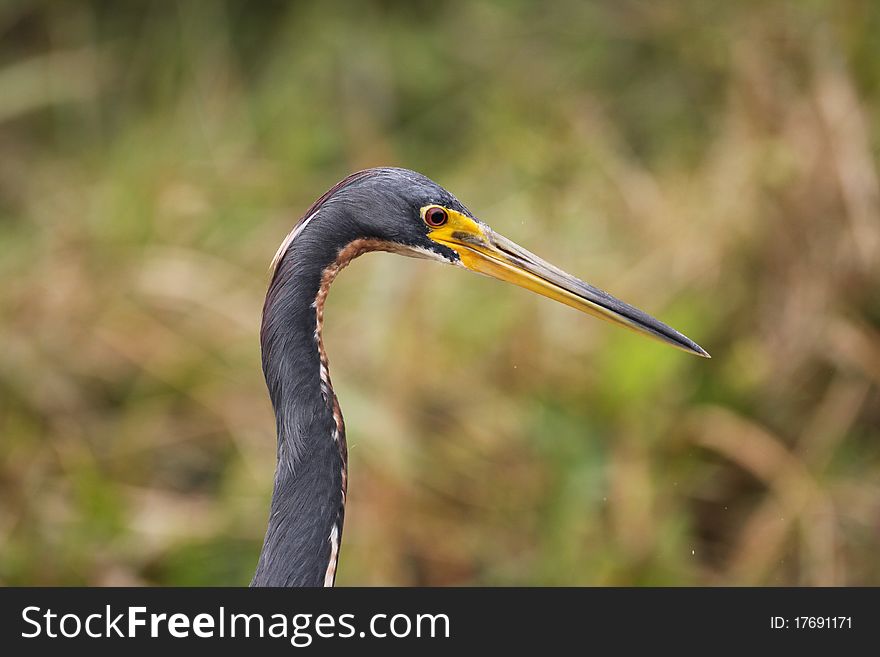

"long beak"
[429,213,709,358]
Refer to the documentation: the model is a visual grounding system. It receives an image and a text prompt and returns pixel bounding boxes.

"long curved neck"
[252,215,375,587]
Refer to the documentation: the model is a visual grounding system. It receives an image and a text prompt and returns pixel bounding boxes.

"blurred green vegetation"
[1,0,879,586]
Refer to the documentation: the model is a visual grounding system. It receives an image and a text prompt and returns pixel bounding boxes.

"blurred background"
[1,0,879,586]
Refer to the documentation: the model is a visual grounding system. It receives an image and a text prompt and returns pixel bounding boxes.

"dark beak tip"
[671,332,710,359]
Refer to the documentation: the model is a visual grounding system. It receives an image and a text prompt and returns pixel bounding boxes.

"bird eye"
[424,207,448,228]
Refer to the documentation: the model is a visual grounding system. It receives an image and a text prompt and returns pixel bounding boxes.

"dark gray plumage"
[253,168,470,586]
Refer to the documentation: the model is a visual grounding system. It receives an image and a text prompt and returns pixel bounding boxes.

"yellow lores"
[421,205,710,358]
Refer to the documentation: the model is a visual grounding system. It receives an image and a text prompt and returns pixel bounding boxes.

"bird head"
[316,168,709,358]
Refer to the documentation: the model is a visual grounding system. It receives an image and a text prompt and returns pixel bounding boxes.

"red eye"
[424,207,448,228]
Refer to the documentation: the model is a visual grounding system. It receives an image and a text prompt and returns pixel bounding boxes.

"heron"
[252,167,708,587]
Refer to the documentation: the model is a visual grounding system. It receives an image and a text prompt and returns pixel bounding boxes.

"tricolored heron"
[252,167,708,586]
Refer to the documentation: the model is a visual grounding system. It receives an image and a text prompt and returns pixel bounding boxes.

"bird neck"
[253,217,385,586]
